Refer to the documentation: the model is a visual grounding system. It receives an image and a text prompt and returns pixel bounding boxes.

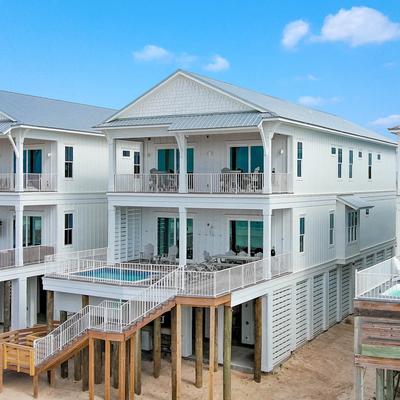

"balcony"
[114,172,292,194]
[0,173,57,192]
[0,245,55,269]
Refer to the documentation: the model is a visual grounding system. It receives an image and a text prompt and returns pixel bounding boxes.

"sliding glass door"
[13,215,42,247]
[157,148,194,173]
[14,149,43,173]
[229,220,263,256]
[230,145,263,172]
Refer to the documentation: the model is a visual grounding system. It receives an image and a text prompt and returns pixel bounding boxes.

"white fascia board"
[0,263,46,282]
[10,124,105,138]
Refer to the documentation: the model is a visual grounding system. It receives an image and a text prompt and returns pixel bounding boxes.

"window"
[299,216,305,253]
[347,211,358,243]
[14,216,42,247]
[331,147,336,155]
[13,149,43,174]
[230,145,263,172]
[349,150,353,179]
[133,151,140,174]
[329,212,335,245]
[65,146,73,178]
[122,150,130,157]
[157,148,194,173]
[358,151,363,158]
[157,217,193,259]
[297,142,303,178]
[229,220,263,256]
[64,213,73,246]
[377,154,381,161]
[368,153,372,180]
[337,148,342,178]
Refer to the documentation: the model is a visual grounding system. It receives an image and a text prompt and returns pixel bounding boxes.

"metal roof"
[97,111,274,131]
[337,195,374,210]
[0,90,116,134]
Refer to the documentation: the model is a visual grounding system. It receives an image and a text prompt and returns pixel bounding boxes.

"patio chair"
[238,250,248,257]
[225,250,236,256]
[166,245,178,264]
[249,166,262,191]
[203,250,212,262]
[143,243,154,263]
[255,252,263,259]
[220,167,233,192]
[149,168,159,191]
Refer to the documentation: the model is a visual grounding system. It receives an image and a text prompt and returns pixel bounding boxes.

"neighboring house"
[0,90,114,330]
[8,71,396,399]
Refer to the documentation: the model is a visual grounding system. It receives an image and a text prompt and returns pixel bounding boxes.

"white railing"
[0,173,15,191]
[115,173,179,193]
[23,173,57,191]
[188,172,264,194]
[356,258,400,301]
[271,253,292,278]
[45,258,177,287]
[272,173,292,193]
[44,247,108,263]
[34,267,183,366]
[0,245,55,269]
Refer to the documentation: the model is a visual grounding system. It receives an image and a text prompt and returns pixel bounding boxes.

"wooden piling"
[112,342,119,389]
[105,340,111,400]
[171,305,182,400]
[60,311,68,379]
[0,343,3,393]
[153,317,161,378]
[95,339,103,384]
[74,351,82,381]
[134,329,141,395]
[195,307,203,388]
[376,369,384,400]
[208,306,215,400]
[214,309,218,372]
[129,334,136,400]
[46,291,54,332]
[119,340,126,400]
[33,375,39,398]
[223,306,232,400]
[82,295,89,391]
[89,337,95,400]
[254,297,262,383]
[3,281,11,332]
[386,370,394,400]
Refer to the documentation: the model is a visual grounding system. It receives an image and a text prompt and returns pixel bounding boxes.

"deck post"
[195,307,203,388]
[119,340,126,400]
[254,297,262,383]
[60,310,68,378]
[95,339,103,384]
[3,281,11,332]
[153,317,161,378]
[134,329,142,395]
[89,337,95,400]
[74,351,82,381]
[376,369,384,400]
[223,306,232,400]
[82,295,89,391]
[354,316,364,400]
[171,305,182,400]
[386,370,394,400]
[105,340,111,400]
[33,375,39,398]
[112,342,119,389]
[208,306,216,400]
[129,334,136,400]
[46,290,54,332]
[0,343,3,393]
[214,309,218,372]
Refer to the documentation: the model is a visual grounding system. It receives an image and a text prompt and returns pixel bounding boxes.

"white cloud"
[298,96,340,107]
[306,74,318,81]
[316,7,400,46]
[176,53,198,68]
[371,114,400,127]
[133,44,172,62]
[384,61,397,68]
[282,20,310,49]
[203,55,230,72]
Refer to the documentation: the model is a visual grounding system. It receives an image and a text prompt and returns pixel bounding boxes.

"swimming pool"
[74,268,152,283]
[383,283,400,298]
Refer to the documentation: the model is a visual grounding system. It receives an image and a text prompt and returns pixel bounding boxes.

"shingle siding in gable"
[118,75,253,118]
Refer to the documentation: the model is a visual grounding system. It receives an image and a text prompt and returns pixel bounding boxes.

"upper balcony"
[0,173,57,192]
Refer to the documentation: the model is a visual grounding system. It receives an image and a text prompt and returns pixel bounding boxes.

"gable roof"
[102,70,395,145]
[0,90,116,135]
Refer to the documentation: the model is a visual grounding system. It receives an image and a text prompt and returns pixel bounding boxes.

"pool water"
[383,284,400,298]
[75,268,151,282]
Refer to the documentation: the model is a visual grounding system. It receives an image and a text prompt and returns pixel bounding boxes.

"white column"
[107,137,116,192]
[263,207,272,279]
[178,206,187,265]
[175,133,187,193]
[261,295,268,371]
[397,144,400,196]
[11,277,27,329]
[27,277,38,327]
[15,204,24,266]
[107,205,116,262]
[181,306,192,357]
[15,133,25,192]
[259,125,272,194]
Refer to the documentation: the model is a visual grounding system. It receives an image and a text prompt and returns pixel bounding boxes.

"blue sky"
[0,1,399,137]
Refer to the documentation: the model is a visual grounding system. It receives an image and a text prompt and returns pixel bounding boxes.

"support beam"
[208,306,216,400]
[95,340,102,384]
[254,297,262,383]
[223,306,232,400]
[112,342,119,389]
[178,207,187,266]
[0,343,3,394]
[89,337,95,400]
[3,281,11,332]
[82,295,89,392]
[214,310,218,372]
[105,340,111,400]
[376,369,384,400]
[15,133,24,192]
[119,340,126,400]
[33,375,39,398]
[195,307,203,388]
[46,291,54,332]
[74,351,82,381]
[153,317,161,378]
[60,311,68,378]
[386,370,394,400]
[171,305,182,400]
[354,316,364,400]
[129,334,136,400]
[134,329,141,395]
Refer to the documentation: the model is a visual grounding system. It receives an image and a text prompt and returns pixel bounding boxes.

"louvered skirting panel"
[376,250,385,263]
[365,254,374,268]
[272,286,293,366]
[328,269,338,327]
[312,274,324,337]
[341,264,351,318]
[295,280,309,346]
[386,247,394,260]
